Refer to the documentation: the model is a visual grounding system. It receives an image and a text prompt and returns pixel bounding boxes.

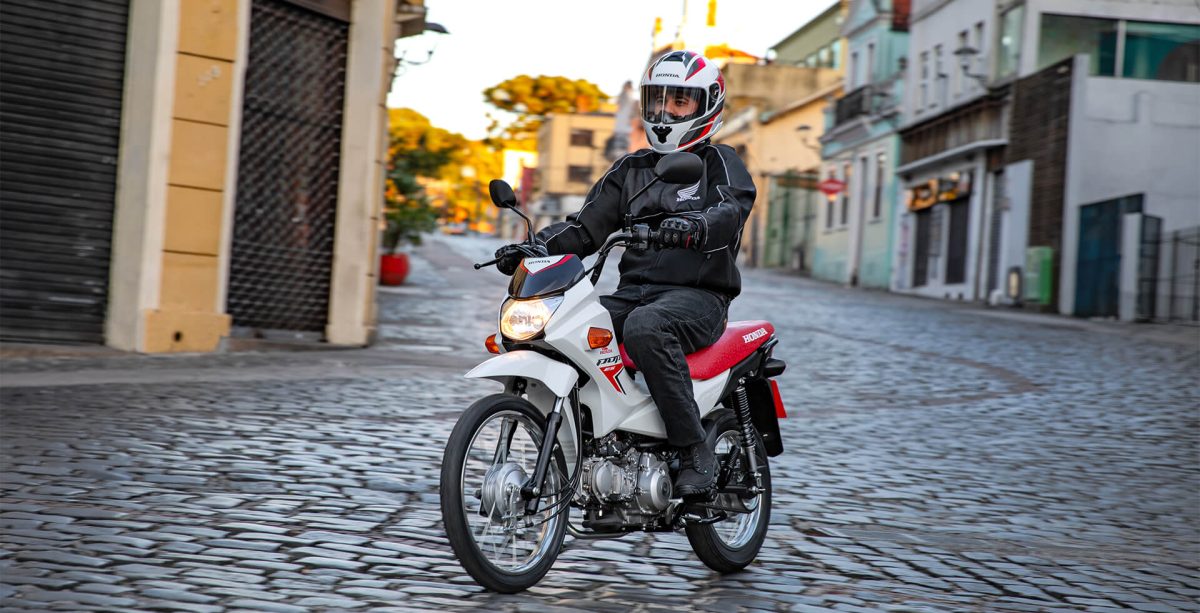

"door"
[227,0,350,334]
[913,209,932,287]
[0,0,130,344]
[1075,194,1143,318]
[945,200,970,284]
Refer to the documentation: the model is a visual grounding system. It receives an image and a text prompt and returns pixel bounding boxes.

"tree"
[384,108,504,244]
[482,75,609,147]
[384,108,460,252]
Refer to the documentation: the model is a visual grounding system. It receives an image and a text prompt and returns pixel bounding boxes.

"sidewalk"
[756,269,1200,350]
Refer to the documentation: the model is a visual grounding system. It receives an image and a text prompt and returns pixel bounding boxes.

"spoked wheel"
[685,410,772,573]
[440,394,568,593]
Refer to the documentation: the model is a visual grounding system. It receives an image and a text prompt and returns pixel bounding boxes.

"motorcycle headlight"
[499,296,564,341]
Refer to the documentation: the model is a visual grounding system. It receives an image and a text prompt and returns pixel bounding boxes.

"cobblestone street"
[2,236,1198,612]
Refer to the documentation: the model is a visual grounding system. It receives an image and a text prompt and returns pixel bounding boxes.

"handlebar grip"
[474,257,500,270]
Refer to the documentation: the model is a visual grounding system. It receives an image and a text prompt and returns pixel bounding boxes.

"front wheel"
[440,394,568,593]
[685,409,772,573]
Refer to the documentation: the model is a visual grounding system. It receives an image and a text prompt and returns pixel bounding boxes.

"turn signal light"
[484,334,501,354]
[587,327,613,349]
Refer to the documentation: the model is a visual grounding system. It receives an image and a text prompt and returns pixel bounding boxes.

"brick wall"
[1008,58,1074,311]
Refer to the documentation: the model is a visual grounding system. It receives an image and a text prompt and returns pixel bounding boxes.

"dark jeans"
[601,285,729,448]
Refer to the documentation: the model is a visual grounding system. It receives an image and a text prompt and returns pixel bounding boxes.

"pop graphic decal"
[596,355,625,394]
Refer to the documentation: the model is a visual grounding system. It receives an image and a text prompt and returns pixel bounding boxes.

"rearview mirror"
[654,152,703,184]
[488,180,517,209]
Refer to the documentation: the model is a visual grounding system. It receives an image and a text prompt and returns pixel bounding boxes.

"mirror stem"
[622,177,661,229]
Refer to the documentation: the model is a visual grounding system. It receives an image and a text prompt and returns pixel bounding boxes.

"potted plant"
[380,193,439,286]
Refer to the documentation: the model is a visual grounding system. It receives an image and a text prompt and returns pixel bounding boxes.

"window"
[873,153,886,219]
[956,31,968,96]
[818,45,831,68]
[859,156,870,224]
[825,194,834,229]
[867,43,875,84]
[567,165,591,184]
[1123,20,1200,82]
[569,129,594,147]
[919,51,929,109]
[840,163,851,226]
[933,45,944,107]
[831,40,841,69]
[1038,14,1119,76]
[850,51,859,87]
[998,5,1024,77]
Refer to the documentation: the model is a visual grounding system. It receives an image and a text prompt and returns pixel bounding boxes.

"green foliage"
[381,193,438,253]
[383,108,464,252]
[482,74,608,143]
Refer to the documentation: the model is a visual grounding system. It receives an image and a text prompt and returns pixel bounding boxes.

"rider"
[494,50,756,499]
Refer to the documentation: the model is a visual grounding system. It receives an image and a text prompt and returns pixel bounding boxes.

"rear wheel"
[685,410,772,573]
[440,394,568,593]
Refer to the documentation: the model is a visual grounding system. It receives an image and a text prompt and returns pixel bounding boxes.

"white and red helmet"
[640,50,726,153]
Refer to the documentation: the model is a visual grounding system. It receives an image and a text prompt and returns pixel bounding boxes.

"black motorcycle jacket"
[535,143,756,298]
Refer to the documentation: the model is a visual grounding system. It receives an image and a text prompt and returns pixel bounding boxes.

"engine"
[579,438,673,529]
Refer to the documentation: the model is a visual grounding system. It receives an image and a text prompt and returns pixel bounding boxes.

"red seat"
[619,320,775,381]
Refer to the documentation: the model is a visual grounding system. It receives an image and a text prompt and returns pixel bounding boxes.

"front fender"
[465,350,578,398]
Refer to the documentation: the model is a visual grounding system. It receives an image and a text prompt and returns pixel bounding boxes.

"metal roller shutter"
[227,0,349,335]
[0,0,130,344]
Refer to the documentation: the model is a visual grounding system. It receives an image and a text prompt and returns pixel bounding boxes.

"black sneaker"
[674,441,717,499]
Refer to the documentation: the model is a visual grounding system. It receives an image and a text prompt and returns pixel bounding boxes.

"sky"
[387,0,837,140]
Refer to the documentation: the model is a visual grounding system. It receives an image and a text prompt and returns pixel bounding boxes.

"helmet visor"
[641,85,709,125]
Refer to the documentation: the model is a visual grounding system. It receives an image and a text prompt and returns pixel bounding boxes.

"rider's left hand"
[656,217,704,250]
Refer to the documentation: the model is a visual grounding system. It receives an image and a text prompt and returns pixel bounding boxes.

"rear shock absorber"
[732,379,761,491]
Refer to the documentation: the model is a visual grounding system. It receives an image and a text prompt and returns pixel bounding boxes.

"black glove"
[656,217,704,250]
[494,241,547,276]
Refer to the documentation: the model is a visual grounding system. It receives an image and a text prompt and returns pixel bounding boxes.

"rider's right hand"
[494,243,542,276]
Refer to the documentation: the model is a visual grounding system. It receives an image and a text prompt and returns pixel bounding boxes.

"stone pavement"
[1,236,1197,612]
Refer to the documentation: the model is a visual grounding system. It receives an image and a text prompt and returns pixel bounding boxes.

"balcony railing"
[833,85,872,126]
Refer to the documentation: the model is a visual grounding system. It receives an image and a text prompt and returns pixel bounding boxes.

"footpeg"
[680,511,727,525]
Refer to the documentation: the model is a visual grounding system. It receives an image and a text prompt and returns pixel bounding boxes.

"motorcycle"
[439,151,788,593]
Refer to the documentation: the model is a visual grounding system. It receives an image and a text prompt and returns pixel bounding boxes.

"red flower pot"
[380,253,410,286]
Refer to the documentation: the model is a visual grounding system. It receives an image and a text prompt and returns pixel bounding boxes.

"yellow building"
[0,0,427,352]
[529,112,615,228]
[713,1,847,270]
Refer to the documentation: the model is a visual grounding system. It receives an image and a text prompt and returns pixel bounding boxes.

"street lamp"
[954,45,989,87]
[391,23,449,89]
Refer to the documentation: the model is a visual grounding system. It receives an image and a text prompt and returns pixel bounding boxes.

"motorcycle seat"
[619,320,775,381]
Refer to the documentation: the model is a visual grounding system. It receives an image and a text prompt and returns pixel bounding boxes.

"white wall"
[904,0,997,127]
[1059,55,1200,314]
[1020,0,1200,78]
[994,159,1032,304]
[897,156,990,300]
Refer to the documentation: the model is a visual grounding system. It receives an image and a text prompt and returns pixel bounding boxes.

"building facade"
[1001,0,1200,320]
[714,1,844,270]
[894,0,1006,302]
[0,0,419,351]
[529,112,615,228]
[818,0,910,289]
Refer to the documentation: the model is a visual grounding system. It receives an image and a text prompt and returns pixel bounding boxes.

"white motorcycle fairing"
[540,276,730,441]
[465,350,578,398]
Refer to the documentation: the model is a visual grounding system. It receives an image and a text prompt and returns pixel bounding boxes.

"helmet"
[640,50,726,153]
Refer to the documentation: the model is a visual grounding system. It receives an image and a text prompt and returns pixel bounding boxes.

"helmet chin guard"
[640,50,726,153]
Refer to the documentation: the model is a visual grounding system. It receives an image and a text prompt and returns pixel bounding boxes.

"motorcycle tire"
[685,409,773,573]
[440,393,568,593]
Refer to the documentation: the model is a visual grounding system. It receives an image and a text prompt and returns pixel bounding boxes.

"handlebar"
[473,257,500,270]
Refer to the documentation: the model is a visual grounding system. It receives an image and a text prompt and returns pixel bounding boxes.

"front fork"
[518,386,578,515]
[731,378,764,494]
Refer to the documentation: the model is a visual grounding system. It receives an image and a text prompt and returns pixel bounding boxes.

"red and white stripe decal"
[520,255,569,274]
